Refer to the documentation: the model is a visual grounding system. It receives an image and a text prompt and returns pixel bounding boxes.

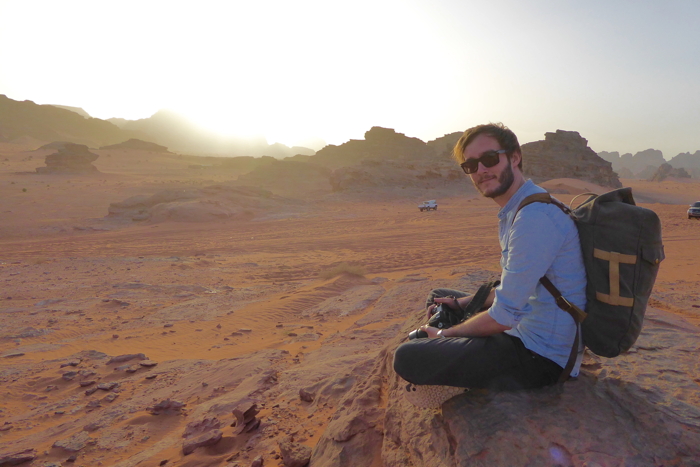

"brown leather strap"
[516,192,554,211]
[559,321,580,383]
[515,193,572,220]
[540,276,586,383]
[539,276,587,323]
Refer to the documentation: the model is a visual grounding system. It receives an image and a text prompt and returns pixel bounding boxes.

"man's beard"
[474,162,514,199]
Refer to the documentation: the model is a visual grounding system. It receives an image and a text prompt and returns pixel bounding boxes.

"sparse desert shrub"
[319,262,366,279]
[22,188,27,192]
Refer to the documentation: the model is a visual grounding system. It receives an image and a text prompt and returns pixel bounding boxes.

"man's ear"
[510,150,522,169]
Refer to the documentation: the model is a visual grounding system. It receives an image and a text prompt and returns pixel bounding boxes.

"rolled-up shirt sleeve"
[488,206,566,328]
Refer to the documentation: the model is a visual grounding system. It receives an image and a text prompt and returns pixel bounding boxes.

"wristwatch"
[437,330,445,338]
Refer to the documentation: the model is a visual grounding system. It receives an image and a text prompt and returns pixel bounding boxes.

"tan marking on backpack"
[593,248,636,307]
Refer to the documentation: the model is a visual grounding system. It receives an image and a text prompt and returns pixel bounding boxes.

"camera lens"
[408,329,428,340]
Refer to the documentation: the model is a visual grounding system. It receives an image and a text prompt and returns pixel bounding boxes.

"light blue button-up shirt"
[487,180,586,375]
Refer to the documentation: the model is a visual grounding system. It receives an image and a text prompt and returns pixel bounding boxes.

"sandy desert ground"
[1,141,699,466]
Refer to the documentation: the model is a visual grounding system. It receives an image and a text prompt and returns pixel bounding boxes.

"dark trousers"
[393,288,563,391]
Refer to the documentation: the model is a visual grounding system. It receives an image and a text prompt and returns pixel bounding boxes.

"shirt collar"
[497,179,544,220]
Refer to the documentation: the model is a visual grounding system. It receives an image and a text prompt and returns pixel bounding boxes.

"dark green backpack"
[517,188,665,380]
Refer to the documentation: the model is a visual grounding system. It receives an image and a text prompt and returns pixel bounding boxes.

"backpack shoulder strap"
[515,192,571,220]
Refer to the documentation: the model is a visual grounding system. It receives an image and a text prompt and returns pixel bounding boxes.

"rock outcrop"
[35,142,99,174]
[648,163,692,182]
[313,127,435,169]
[521,130,621,188]
[1,270,698,466]
[426,132,462,160]
[308,298,700,466]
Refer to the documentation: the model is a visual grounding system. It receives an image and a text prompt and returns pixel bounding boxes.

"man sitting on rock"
[393,123,587,407]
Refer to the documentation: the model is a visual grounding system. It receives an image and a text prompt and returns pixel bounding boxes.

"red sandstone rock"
[278,436,311,467]
[182,429,223,455]
[0,448,36,466]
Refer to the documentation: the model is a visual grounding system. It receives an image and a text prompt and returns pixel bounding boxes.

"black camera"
[408,303,464,340]
[406,281,501,341]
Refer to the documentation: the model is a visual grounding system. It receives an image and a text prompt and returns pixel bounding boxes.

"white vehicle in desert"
[418,200,438,212]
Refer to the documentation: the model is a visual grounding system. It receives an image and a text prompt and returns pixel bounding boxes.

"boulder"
[52,432,92,452]
[232,400,261,435]
[182,418,223,455]
[35,142,99,174]
[278,436,312,467]
[182,429,223,455]
[0,448,36,466]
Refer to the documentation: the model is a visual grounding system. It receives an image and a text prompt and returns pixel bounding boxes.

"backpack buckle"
[556,296,587,323]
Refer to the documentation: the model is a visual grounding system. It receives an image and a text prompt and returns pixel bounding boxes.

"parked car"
[418,200,438,212]
[689,201,700,219]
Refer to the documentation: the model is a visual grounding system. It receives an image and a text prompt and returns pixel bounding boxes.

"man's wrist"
[437,329,446,338]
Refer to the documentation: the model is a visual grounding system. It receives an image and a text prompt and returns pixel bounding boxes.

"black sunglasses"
[460,149,507,174]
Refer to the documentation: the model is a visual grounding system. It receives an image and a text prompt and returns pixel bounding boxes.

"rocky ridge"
[313,127,434,170]
[522,130,621,188]
[311,127,622,192]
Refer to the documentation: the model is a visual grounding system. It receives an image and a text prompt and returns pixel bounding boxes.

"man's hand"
[418,324,442,338]
[426,295,473,320]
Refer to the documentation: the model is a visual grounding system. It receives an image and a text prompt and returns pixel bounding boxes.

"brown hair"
[453,122,522,170]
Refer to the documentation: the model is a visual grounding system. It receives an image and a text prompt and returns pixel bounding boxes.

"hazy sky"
[1,0,698,157]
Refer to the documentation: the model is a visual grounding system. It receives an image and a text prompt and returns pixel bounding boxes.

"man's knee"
[393,342,417,381]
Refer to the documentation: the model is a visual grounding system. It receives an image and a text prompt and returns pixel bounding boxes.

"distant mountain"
[107,117,129,128]
[620,149,665,174]
[0,95,315,157]
[598,148,699,179]
[0,94,143,147]
[51,105,91,119]
[669,150,700,169]
[288,137,327,152]
[596,151,621,164]
[112,110,315,158]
